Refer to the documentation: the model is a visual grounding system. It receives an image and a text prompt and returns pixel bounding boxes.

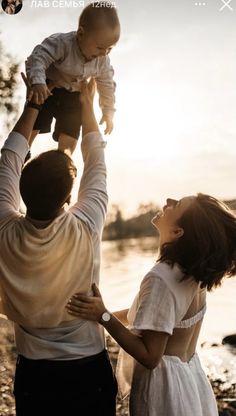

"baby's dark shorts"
[33,83,81,142]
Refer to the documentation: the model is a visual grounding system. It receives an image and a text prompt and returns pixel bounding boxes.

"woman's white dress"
[116,262,218,416]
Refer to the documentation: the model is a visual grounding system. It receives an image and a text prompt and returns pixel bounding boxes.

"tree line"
[0,35,20,142]
[103,200,236,241]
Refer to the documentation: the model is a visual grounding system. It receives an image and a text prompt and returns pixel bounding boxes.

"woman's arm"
[66,285,169,370]
[101,314,169,370]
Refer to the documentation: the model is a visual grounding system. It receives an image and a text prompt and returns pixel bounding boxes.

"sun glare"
[110,82,186,164]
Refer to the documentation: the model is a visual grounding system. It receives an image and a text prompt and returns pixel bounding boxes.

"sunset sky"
[1,0,236,214]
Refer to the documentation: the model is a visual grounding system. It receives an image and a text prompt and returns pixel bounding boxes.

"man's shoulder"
[0,213,22,232]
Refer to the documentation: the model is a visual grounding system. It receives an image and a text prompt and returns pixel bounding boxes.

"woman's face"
[152,196,195,245]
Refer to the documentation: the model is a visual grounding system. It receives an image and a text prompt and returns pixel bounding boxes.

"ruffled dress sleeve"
[133,272,177,335]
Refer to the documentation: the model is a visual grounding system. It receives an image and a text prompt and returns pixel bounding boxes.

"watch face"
[102,312,111,322]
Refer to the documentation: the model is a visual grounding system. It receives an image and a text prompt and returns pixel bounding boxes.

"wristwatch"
[25,100,42,111]
[100,311,111,324]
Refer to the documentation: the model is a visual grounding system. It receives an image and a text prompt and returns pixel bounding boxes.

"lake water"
[100,237,236,383]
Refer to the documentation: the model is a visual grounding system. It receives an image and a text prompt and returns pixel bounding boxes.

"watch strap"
[25,100,42,111]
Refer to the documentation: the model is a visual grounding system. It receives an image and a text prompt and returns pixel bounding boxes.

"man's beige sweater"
[0,131,107,330]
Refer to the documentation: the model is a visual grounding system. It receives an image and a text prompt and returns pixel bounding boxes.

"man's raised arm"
[70,79,108,237]
[0,76,40,222]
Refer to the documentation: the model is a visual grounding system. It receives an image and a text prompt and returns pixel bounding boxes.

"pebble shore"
[0,321,235,416]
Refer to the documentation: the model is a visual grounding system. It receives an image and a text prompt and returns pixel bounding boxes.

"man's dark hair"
[79,2,120,32]
[158,194,236,291]
[20,150,77,220]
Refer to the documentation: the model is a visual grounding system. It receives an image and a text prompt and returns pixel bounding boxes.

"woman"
[67,194,236,416]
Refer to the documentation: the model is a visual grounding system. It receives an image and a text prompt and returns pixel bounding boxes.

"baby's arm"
[26,33,66,104]
[96,57,116,135]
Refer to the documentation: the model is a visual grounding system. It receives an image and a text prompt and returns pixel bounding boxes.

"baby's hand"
[28,84,52,105]
[99,115,113,135]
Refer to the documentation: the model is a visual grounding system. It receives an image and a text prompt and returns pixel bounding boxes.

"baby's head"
[77,1,120,61]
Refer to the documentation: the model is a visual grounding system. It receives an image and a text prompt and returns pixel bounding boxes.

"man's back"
[0,128,107,359]
[0,211,93,327]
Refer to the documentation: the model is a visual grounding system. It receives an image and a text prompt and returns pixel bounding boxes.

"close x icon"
[219,0,233,11]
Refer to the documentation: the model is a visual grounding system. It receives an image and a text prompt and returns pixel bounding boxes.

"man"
[0,77,117,415]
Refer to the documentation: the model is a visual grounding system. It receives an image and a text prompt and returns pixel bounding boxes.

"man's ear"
[172,227,184,240]
[65,195,71,205]
[77,26,84,40]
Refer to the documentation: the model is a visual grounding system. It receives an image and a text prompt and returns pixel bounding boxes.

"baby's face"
[77,26,120,61]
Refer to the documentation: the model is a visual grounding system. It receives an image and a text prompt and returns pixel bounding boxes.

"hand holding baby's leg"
[30,84,52,105]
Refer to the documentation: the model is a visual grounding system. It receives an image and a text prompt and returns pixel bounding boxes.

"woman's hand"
[66,283,106,322]
[67,285,168,370]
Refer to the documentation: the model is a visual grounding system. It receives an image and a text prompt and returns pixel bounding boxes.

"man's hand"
[80,78,96,106]
[99,115,113,135]
[21,72,32,101]
[28,84,52,105]
[22,73,56,104]
[80,78,99,136]
[13,74,44,141]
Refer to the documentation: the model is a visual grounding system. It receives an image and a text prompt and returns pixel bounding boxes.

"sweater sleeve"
[0,132,29,223]
[69,132,108,237]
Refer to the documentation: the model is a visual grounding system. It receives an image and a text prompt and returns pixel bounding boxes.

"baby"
[26,1,120,154]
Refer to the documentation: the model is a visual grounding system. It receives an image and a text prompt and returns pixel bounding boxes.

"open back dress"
[116,262,218,416]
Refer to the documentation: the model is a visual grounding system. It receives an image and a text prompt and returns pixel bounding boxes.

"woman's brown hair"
[158,194,236,290]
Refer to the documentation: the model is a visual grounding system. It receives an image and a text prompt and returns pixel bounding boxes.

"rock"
[230,401,236,409]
